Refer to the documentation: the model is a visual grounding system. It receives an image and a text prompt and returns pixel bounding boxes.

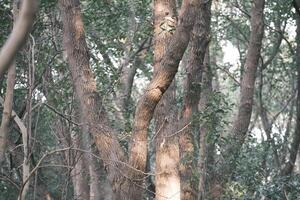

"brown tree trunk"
[179,1,212,199]
[0,0,37,77]
[232,0,265,150]
[0,63,15,163]
[59,1,126,198]
[222,0,265,179]
[59,0,199,198]
[198,50,215,200]
[209,1,265,198]
[116,0,138,130]
[0,0,18,164]
[153,2,180,199]
[280,0,300,176]
[126,1,198,197]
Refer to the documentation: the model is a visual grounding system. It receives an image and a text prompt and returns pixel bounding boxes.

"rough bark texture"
[125,0,199,198]
[0,64,16,163]
[280,0,300,176]
[71,131,90,200]
[60,0,199,198]
[179,1,212,199]
[153,1,180,199]
[0,0,37,77]
[59,1,126,198]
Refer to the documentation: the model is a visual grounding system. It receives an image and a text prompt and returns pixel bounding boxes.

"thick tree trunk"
[126,1,200,198]
[281,0,300,176]
[179,1,211,199]
[60,0,199,198]
[59,1,126,198]
[71,123,90,200]
[153,1,180,200]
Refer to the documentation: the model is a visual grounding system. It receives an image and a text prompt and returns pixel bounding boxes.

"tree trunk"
[0,0,37,77]
[198,50,215,200]
[222,0,265,180]
[59,0,199,198]
[179,1,212,199]
[0,0,18,164]
[280,0,300,176]
[153,1,180,200]
[232,0,265,149]
[116,0,138,131]
[59,0,126,197]
[0,63,15,163]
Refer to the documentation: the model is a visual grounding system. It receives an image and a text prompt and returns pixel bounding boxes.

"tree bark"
[0,0,18,163]
[59,1,127,198]
[222,0,265,179]
[232,0,265,149]
[127,1,200,198]
[153,1,180,199]
[0,0,37,78]
[59,0,199,198]
[198,50,215,200]
[0,64,16,163]
[210,1,265,197]
[280,0,300,176]
[116,0,138,130]
[179,1,212,199]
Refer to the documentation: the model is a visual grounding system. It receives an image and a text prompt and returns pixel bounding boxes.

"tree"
[59,0,199,198]
[1,0,300,199]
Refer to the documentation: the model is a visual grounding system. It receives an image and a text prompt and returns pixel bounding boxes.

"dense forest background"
[0,0,300,199]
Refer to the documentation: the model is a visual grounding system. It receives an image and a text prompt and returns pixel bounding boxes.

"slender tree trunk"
[280,0,300,176]
[208,1,265,198]
[221,0,265,182]
[198,50,215,200]
[19,33,36,200]
[116,0,138,130]
[232,0,265,150]
[179,1,212,199]
[0,64,15,163]
[258,68,281,168]
[89,148,105,200]
[0,0,37,77]
[0,0,18,164]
